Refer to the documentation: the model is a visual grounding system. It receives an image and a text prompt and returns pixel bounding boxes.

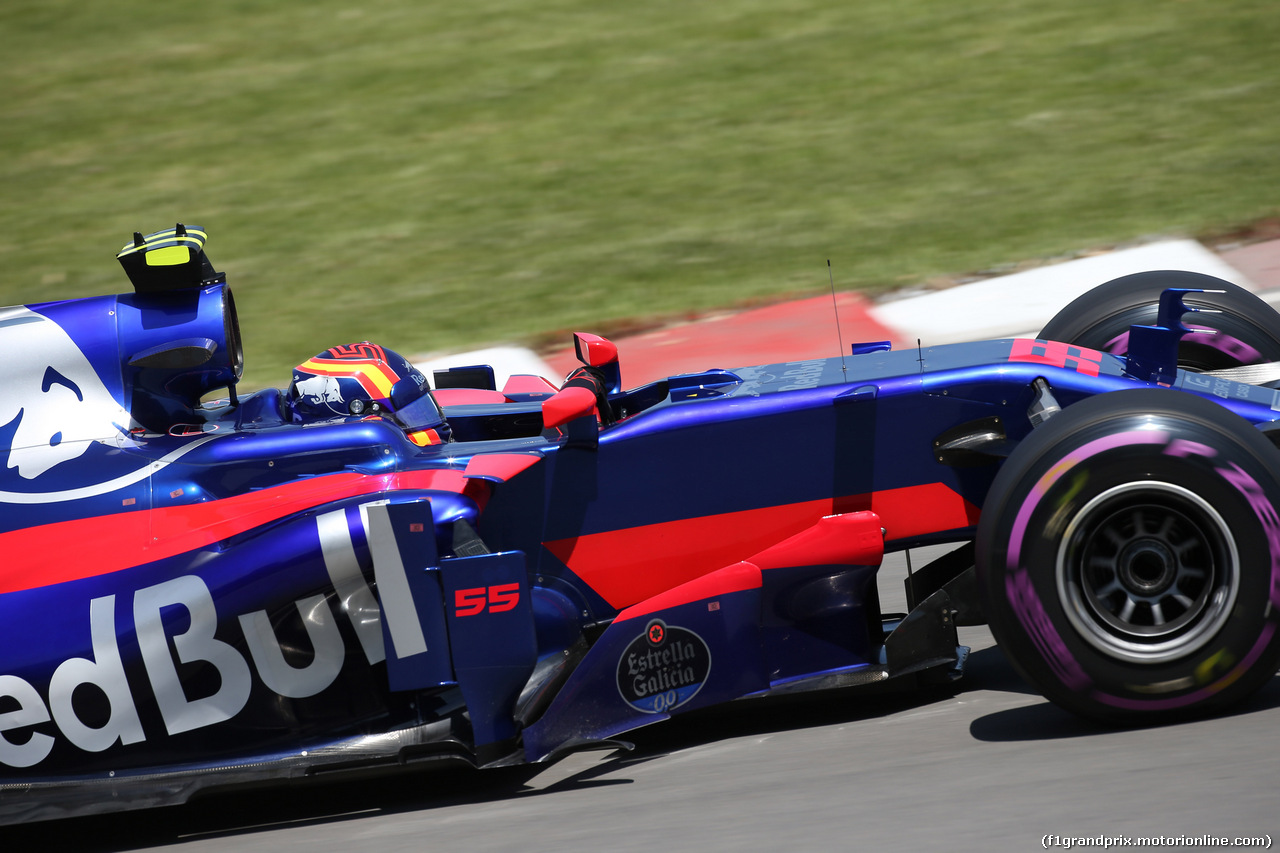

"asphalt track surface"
[12,545,1279,853]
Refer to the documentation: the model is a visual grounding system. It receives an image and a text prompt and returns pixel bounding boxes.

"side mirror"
[573,332,617,367]
[572,332,621,394]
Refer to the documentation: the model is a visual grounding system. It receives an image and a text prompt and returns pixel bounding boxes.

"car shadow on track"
[24,649,1273,850]
[4,678,973,851]
[3,761,544,852]
[968,671,1280,743]
[618,680,963,759]
[955,642,1039,696]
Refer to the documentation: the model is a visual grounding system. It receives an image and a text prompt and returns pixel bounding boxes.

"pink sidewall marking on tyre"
[1002,430,1169,693]
[1216,461,1280,611]
[1055,441,1280,710]
[1006,568,1091,690]
[1093,622,1277,712]
[1007,429,1168,566]
[1104,326,1263,362]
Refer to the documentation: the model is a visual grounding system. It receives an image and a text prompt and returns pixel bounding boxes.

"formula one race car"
[4,225,1280,824]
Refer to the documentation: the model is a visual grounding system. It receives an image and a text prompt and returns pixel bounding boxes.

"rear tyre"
[977,388,1280,723]
[1039,271,1280,371]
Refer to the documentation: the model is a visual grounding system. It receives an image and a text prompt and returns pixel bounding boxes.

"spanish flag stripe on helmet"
[295,344,402,401]
[407,428,443,446]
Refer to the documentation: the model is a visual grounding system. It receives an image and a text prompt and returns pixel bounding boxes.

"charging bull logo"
[294,374,345,406]
[0,307,132,481]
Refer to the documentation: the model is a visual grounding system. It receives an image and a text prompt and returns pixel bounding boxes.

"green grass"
[2,0,1278,385]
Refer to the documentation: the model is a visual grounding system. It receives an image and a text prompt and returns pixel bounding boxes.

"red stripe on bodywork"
[747,510,884,570]
[615,561,761,623]
[863,482,980,541]
[544,483,977,609]
[0,468,472,595]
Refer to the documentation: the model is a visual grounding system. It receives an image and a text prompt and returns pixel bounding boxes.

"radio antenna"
[828,260,848,378]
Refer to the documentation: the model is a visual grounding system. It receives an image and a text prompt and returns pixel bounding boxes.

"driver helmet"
[289,342,449,446]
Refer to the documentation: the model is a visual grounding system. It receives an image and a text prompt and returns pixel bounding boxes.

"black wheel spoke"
[1058,481,1238,664]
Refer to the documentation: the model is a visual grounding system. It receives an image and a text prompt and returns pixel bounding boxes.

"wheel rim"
[1056,481,1239,664]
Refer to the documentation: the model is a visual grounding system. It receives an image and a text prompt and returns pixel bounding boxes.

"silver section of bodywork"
[238,595,346,698]
[317,508,385,664]
[362,502,429,658]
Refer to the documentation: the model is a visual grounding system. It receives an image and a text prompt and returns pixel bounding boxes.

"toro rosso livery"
[5,226,1280,823]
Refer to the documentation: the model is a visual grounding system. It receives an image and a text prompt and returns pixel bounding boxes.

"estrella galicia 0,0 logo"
[616,619,711,714]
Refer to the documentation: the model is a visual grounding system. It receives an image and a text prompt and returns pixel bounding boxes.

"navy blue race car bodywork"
[4,227,1280,823]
